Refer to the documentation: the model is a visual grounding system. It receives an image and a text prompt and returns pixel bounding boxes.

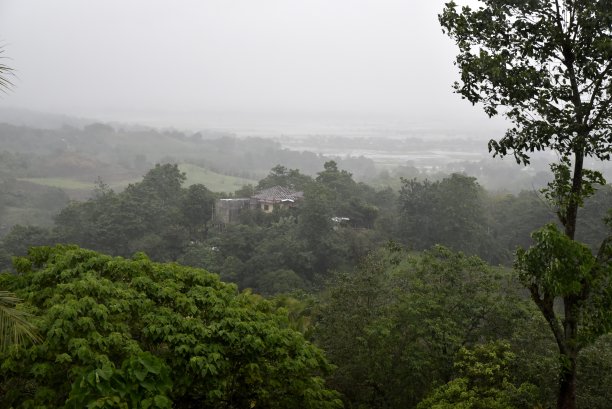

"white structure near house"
[215,198,250,224]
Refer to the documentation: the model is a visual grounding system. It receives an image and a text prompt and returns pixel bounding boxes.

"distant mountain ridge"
[0,107,95,129]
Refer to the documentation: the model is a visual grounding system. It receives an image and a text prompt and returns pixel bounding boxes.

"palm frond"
[0,46,14,93]
[0,290,41,352]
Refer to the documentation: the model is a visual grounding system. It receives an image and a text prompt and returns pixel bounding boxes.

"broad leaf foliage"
[440,0,612,164]
[0,246,342,408]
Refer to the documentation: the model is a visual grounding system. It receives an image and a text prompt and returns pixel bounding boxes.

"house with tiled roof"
[214,186,304,224]
[250,186,304,213]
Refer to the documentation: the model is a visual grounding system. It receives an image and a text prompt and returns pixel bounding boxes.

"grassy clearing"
[18,165,256,196]
[179,163,256,193]
[18,178,95,190]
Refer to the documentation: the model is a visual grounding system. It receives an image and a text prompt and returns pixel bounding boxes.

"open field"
[179,163,256,193]
[18,177,96,190]
[18,164,256,197]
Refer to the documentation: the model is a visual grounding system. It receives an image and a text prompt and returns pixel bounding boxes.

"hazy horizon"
[0,0,508,135]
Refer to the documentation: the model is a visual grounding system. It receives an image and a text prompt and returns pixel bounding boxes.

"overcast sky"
[0,0,503,132]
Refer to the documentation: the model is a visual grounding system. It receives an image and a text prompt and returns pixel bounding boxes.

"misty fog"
[0,0,497,130]
[2,2,612,408]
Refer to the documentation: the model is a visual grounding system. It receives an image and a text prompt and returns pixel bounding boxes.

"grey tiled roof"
[251,186,304,202]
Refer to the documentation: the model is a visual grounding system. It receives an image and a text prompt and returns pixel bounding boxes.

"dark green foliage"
[48,161,373,287]
[398,174,487,255]
[66,352,173,409]
[516,223,612,344]
[54,164,190,260]
[486,191,557,263]
[180,183,215,240]
[233,184,255,198]
[1,225,55,257]
[206,218,316,293]
[315,161,356,198]
[176,243,222,271]
[0,225,56,270]
[416,342,539,409]
[256,165,314,191]
[298,183,344,276]
[256,269,307,296]
[577,334,612,408]
[0,245,342,408]
[299,184,334,245]
[315,245,536,409]
[314,161,381,229]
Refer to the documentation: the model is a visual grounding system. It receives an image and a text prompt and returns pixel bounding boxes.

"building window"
[264,204,269,211]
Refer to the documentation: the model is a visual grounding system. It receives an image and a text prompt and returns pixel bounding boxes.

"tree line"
[2,1,612,407]
[2,161,609,288]
[1,160,610,407]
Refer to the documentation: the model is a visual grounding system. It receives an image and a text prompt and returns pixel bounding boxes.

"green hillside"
[179,163,256,193]
[19,164,255,195]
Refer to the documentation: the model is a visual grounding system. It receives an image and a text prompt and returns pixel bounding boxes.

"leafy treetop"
[0,245,342,409]
[440,0,612,165]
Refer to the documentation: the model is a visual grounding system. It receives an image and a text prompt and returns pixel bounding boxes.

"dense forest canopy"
[0,154,611,408]
[1,0,611,407]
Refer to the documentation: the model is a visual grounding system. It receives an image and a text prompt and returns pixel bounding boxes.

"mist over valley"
[1,1,611,408]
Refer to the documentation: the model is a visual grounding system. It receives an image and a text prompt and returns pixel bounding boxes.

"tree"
[256,165,313,191]
[54,164,192,261]
[298,183,343,276]
[0,245,342,408]
[1,225,56,260]
[416,342,539,409]
[136,163,186,207]
[315,245,535,408]
[398,174,487,255]
[577,334,612,408]
[315,161,356,198]
[314,161,381,229]
[485,190,557,264]
[180,184,215,240]
[440,2,612,408]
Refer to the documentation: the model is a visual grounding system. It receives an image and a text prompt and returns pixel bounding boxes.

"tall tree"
[440,2,612,408]
[315,161,356,198]
[256,165,313,191]
[180,183,215,240]
[399,174,486,255]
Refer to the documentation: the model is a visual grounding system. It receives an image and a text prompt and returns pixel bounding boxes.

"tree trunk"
[556,151,584,409]
[557,352,578,409]
[557,296,579,409]
[558,371,577,409]
[564,150,584,240]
